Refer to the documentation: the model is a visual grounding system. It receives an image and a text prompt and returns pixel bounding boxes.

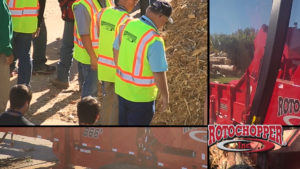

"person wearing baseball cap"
[148,0,173,24]
[113,0,173,125]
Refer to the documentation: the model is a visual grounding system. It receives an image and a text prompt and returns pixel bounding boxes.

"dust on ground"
[8,0,207,125]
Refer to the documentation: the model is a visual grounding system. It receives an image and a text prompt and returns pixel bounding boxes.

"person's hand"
[6,54,14,65]
[161,94,169,112]
[91,57,98,71]
[32,27,41,38]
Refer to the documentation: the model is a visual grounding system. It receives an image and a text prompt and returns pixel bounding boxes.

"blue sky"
[210,0,272,34]
[210,0,300,35]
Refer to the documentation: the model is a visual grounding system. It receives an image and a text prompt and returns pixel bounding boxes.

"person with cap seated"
[113,0,173,125]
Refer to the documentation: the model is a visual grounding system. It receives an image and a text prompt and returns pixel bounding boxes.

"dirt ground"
[0,132,58,169]
[7,0,207,125]
[8,0,79,125]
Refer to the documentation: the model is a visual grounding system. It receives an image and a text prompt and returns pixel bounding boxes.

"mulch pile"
[210,145,255,169]
[152,0,207,125]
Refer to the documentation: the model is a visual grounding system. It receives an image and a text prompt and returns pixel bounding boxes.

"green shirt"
[0,0,13,56]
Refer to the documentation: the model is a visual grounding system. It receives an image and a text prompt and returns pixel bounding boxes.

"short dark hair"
[148,0,172,17]
[9,84,32,109]
[77,96,100,124]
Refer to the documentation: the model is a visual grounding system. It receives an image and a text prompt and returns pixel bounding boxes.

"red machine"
[210,24,300,125]
[255,129,300,169]
[0,127,207,169]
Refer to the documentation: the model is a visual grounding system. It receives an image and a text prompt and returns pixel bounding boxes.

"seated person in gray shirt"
[0,84,34,126]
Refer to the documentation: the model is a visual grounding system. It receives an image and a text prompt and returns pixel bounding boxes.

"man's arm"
[147,40,169,111]
[153,72,169,111]
[33,0,46,38]
[73,4,97,70]
[113,48,119,66]
[37,0,46,28]
[81,35,98,70]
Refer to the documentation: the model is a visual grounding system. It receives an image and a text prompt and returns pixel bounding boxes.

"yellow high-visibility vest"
[7,0,39,33]
[115,19,165,102]
[97,7,129,82]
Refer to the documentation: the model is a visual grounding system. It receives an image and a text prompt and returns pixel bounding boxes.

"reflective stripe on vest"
[9,9,39,17]
[84,0,98,40]
[7,0,14,8]
[98,55,115,68]
[73,0,99,47]
[74,34,99,48]
[116,68,155,87]
[106,0,114,7]
[132,30,159,77]
[115,12,128,37]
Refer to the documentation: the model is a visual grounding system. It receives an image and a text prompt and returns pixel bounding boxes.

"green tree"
[210,28,256,71]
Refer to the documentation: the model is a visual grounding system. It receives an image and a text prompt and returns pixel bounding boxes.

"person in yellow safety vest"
[72,0,104,97]
[6,0,43,86]
[96,0,139,125]
[113,0,173,125]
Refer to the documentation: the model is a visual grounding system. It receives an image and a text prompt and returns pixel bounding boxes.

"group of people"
[0,0,172,125]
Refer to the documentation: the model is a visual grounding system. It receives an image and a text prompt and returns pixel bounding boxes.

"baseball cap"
[150,0,173,23]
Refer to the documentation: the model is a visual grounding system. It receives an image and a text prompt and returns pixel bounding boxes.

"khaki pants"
[0,55,10,112]
[97,82,119,125]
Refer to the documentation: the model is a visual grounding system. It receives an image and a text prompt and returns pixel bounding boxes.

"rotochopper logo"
[208,125,286,152]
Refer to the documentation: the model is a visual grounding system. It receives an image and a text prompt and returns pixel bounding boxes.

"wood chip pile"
[152,0,207,125]
[210,145,255,169]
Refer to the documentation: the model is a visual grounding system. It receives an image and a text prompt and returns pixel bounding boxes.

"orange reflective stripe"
[107,0,114,7]
[115,13,128,37]
[10,7,39,10]
[83,0,99,41]
[10,9,39,16]
[119,19,131,42]
[116,67,155,87]
[132,29,158,76]
[7,0,15,8]
[98,55,116,68]
[74,31,98,48]
[117,66,154,79]
[97,8,107,37]
[138,34,159,76]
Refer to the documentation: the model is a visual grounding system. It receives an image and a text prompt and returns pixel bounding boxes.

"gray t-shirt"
[73,4,91,35]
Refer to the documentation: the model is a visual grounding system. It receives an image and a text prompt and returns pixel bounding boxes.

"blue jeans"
[118,95,155,125]
[32,20,47,70]
[56,21,74,82]
[77,62,98,97]
[12,32,33,86]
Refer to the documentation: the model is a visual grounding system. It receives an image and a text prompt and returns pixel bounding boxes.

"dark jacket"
[0,1,13,56]
[0,111,34,126]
